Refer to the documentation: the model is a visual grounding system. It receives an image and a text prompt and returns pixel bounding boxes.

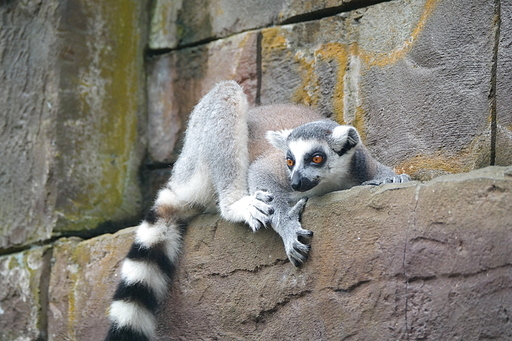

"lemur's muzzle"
[291,172,319,192]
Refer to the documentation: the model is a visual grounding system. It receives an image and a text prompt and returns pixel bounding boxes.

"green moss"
[7,255,17,270]
[54,0,145,233]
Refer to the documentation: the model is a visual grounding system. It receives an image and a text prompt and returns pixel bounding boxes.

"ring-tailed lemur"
[105,81,409,340]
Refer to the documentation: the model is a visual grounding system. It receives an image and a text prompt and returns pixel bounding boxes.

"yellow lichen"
[395,133,492,180]
[395,153,470,177]
[261,27,289,59]
[357,0,441,67]
[291,52,319,106]
[351,106,367,142]
[316,42,349,122]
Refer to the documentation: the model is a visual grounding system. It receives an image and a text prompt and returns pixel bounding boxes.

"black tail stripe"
[105,324,150,341]
[113,280,158,312]
[144,209,158,224]
[126,242,176,278]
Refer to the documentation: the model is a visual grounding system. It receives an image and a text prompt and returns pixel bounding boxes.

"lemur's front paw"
[286,228,314,267]
[283,198,314,267]
[362,174,411,186]
[245,190,274,232]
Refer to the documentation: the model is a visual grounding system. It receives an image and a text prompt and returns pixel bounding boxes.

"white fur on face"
[287,138,358,200]
[287,139,319,170]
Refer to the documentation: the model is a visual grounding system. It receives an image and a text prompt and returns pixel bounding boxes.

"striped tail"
[105,208,183,341]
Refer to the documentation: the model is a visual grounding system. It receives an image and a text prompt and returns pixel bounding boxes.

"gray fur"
[105,80,409,340]
[168,80,409,266]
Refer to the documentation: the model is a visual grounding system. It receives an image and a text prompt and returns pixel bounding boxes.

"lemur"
[105,81,410,341]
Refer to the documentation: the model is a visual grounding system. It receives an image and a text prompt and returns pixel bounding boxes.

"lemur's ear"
[329,125,360,156]
[266,129,292,151]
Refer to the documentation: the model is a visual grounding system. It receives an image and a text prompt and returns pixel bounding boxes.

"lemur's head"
[266,120,361,195]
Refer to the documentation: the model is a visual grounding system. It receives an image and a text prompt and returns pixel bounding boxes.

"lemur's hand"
[362,174,411,186]
[245,190,274,232]
[281,199,314,267]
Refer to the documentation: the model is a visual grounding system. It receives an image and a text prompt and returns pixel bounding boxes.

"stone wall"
[0,0,511,340]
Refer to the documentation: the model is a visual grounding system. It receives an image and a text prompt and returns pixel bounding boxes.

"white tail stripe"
[135,221,182,263]
[109,300,155,337]
[155,187,176,207]
[135,221,167,247]
[121,259,169,301]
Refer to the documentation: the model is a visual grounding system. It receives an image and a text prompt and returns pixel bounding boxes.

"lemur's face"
[285,139,333,192]
[267,123,361,196]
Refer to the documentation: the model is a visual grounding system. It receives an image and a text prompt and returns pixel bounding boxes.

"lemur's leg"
[175,80,273,231]
[248,156,313,266]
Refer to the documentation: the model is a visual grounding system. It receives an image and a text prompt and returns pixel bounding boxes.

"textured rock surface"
[0,0,148,250]
[0,246,51,341]
[150,166,512,340]
[36,166,496,340]
[0,1,60,250]
[50,0,148,234]
[47,232,132,341]
[148,0,380,49]
[260,0,499,180]
[496,0,512,166]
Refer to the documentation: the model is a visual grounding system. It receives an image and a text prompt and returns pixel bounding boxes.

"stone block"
[49,166,511,340]
[260,0,499,180]
[149,0,285,49]
[47,231,134,341]
[0,1,60,250]
[406,269,512,340]
[496,1,512,166]
[51,0,148,234]
[147,31,258,163]
[0,0,148,250]
[153,166,512,340]
[156,196,412,340]
[0,246,51,341]
[149,0,379,49]
[403,167,512,339]
[406,167,512,278]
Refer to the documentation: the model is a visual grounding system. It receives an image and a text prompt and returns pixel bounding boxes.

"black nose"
[291,173,318,192]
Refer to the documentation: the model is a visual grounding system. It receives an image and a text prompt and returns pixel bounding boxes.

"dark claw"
[297,235,309,245]
[298,230,313,237]
[297,229,314,245]
[292,248,310,266]
[290,257,302,267]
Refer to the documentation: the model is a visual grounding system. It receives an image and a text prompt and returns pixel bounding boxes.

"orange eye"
[312,155,323,164]
[287,158,295,167]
